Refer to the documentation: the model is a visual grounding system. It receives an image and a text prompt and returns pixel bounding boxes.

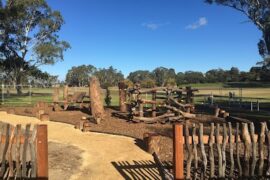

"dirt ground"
[0,111,158,180]
[0,106,226,162]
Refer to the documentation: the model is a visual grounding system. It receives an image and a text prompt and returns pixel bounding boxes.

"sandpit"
[0,111,155,180]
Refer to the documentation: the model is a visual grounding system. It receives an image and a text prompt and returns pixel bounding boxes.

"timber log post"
[143,133,161,154]
[152,91,157,117]
[63,85,68,101]
[118,82,128,112]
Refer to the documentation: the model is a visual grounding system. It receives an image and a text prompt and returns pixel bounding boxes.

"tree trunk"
[15,76,22,95]
[89,76,105,120]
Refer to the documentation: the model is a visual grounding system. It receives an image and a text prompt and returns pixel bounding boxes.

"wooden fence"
[0,122,48,179]
[174,122,270,179]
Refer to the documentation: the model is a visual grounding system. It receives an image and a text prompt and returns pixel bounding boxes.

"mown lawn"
[1,83,270,107]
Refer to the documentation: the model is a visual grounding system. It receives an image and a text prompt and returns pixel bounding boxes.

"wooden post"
[152,91,157,117]
[63,85,68,101]
[209,123,215,178]
[214,107,220,117]
[228,122,234,178]
[186,86,192,104]
[89,76,105,119]
[192,124,198,179]
[199,124,207,178]
[242,123,251,177]
[53,87,59,102]
[259,122,266,176]
[143,133,161,154]
[36,125,48,179]
[139,103,144,117]
[236,123,242,177]
[118,82,127,112]
[173,124,184,180]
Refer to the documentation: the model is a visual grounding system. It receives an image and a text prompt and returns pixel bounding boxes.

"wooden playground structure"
[52,85,88,111]
[117,83,199,124]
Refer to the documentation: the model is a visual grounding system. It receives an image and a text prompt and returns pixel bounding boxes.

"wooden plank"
[192,124,198,180]
[250,123,257,177]
[221,123,227,177]
[0,123,5,162]
[216,124,222,178]
[242,123,251,177]
[228,122,234,178]
[0,123,10,177]
[22,124,31,178]
[30,125,37,178]
[173,124,184,180]
[209,123,215,178]
[15,124,22,178]
[199,124,207,179]
[185,124,193,179]
[7,126,15,178]
[258,122,266,176]
[266,130,270,176]
[36,125,48,179]
[236,123,242,177]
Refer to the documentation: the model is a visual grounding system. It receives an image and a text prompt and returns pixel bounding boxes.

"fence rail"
[174,122,270,179]
[0,122,48,179]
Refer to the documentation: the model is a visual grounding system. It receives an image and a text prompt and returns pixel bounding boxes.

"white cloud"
[185,17,208,30]
[142,22,169,30]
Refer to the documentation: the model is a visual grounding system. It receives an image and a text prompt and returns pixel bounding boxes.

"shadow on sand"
[111,160,163,179]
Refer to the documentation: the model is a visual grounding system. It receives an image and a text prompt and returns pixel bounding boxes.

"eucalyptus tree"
[66,65,97,86]
[0,0,70,94]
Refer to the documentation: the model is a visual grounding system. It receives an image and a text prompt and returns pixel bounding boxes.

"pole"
[173,124,184,179]
[36,125,48,179]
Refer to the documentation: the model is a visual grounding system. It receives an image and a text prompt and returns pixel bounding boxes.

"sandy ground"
[0,111,157,180]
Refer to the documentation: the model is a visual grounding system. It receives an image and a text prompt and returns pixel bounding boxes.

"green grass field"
[0,83,270,107]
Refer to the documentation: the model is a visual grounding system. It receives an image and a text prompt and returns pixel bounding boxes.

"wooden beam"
[133,113,175,123]
[173,124,184,180]
[36,125,48,179]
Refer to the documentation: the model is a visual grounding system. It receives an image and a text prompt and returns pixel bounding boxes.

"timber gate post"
[36,125,48,179]
[173,124,184,180]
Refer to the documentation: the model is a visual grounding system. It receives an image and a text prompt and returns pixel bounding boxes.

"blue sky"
[43,0,262,80]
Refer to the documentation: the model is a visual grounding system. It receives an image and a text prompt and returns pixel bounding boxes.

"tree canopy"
[0,0,70,93]
[94,66,124,88]
[66,65,96,86]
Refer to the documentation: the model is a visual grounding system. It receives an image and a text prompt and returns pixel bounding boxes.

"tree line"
[65,65,270,88]
[1,0,270,92]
